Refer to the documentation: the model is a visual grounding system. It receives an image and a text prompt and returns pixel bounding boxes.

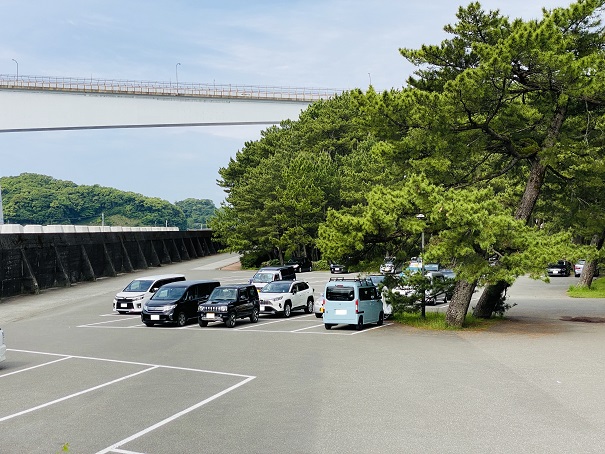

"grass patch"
[392,311,499,330]
[568,277,605,298]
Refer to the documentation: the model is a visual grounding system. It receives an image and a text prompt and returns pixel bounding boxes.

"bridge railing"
[0,75,342,102]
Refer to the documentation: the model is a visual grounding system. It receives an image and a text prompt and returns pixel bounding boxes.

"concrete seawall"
[0,227,219,299]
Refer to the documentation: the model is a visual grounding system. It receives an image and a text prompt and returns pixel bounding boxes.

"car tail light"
[355,299,359,313]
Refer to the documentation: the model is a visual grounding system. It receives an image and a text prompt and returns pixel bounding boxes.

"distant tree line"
[0,173,216,231]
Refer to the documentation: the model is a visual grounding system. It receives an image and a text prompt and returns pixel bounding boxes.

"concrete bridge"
[0,75,342,132]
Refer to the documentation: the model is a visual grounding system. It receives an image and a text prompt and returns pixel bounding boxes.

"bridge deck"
[0,75,341,102]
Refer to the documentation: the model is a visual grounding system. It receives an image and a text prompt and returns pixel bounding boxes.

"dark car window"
[151,286,186,300]
[248,286,258,299]
[124,280,153,292]
[326,287,355,301]
[298,282,309,291]
[262,281,292,293]
[210,287,236,300]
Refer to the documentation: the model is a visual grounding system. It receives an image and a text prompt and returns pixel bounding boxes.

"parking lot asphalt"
[1,254,605,453]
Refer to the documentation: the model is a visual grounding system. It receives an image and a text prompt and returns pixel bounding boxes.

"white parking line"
[96,375,255,454]
[0,356,72,378]
[292,324,324,332]
[0,365,158,422]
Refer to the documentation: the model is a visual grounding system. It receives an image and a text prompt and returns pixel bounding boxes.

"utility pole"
[0,184,4,225]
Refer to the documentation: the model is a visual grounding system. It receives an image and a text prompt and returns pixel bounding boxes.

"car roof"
[215,283,254,289]
[131,274,185,281]
[160,280,220,288]
[258,266,294,271]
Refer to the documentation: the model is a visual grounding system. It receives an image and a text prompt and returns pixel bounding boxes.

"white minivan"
[113,274,186,314]
[322,278,383,330]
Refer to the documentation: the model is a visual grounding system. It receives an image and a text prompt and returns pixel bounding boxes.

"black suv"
[141,280,220,327]
[285,256,313,272]
[198,284,260,328]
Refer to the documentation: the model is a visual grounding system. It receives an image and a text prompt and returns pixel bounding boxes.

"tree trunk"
[577,233,604,288]
[473,280,508,318]
[445,279,477,328]
[475,99,568,317]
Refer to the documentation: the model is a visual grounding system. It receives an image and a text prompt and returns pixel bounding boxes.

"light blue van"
[323,278,383,330]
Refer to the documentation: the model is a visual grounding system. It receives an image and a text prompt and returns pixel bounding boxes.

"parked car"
[574,260,600,277]
[547,261,571,277]
[323,277,383,330]
[141,280,220,327]
[0,327,6,363]
[392,271,453,305]
[366,274,392,318]
[380,257,398,274]
[285,256,313,273]
[313,292,325,318]
[113,274,186,314]
[250,266,296,292]
[198,284,260,328]
[259,280,314,317]
[329,262,348,274]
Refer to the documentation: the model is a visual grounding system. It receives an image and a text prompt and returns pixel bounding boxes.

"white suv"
[258,280,314,317]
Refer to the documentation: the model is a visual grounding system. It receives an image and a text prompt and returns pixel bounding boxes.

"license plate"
[206,313,215,319]
[335,309,347,315]
[151,315,160,320]
[120,303,128,308]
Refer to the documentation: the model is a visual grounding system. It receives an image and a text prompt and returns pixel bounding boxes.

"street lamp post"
[11,59,18,82]
[175,62,181,94]
[416,213,426,318]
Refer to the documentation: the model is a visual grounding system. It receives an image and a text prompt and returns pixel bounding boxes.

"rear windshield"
[326,286,355,301]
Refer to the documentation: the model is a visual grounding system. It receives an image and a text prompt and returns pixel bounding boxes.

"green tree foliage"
[0,173,188,229]
[174,198,217,229]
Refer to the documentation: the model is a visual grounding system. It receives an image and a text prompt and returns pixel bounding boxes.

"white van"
[113,274,186,314]
[322,278,383,330]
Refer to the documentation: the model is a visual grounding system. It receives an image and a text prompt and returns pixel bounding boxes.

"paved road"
[1,254,604,453]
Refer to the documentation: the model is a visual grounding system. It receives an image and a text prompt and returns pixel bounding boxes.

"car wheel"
[198,319,208,327]
[176,312,187,327]
[250,307,259,323]
[283,303,292,318]
[442,294,448,305]
[305,299,313,314]
[144,321,154,327]
[324,323,333,330]
[225,313,236,328]
[315,313,323,318]
[377,312,384,326]
[356,316,364,331]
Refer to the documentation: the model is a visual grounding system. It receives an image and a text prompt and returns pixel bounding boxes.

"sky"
[0,0,574,206]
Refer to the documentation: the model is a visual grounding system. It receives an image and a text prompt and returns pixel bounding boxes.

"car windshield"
[209,287,237,300]
[548,263,564,268]
[252,272,274,283]
[150,287,186,301]
[326,286,355,301]
[123,279,153,292]
[261,281,292,293]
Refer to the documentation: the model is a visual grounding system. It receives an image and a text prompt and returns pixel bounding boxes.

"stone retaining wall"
[0,228,219,299]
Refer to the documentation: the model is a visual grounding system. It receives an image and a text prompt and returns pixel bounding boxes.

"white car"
[313,292,325,318]
[0,327,6,363]
[259,280,314,317]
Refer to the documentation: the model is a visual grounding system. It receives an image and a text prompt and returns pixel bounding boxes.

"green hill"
[0,173,217,230]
